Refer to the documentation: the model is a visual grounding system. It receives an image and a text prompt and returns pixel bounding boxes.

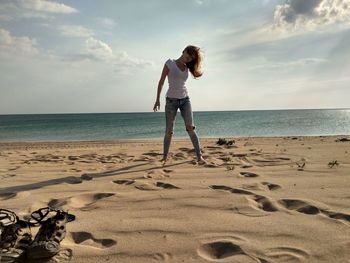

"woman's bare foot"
[160,156,168,165]
[197,155,206,165]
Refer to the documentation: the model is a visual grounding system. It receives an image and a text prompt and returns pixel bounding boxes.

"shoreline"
[1,107,349,116]
[0,135,348,149]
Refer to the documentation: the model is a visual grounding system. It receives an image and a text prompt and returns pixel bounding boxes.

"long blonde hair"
[184,45,203,79]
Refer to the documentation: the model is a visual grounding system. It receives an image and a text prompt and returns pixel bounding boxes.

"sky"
[0,0,350,114]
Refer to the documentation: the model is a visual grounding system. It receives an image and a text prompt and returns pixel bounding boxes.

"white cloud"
[214,0,350,55]
[0,0,77,21]
[20,0,78,14]
[273,0,350,31]
[79,37,154,74]
[59,25,94,38]
[85,37,114,61]
[0,28,38,56]
[97,17,117,29]
[248,57,327,72]
[113,51,154,68]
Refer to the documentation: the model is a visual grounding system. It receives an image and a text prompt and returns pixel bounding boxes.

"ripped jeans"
[163,96,202,158]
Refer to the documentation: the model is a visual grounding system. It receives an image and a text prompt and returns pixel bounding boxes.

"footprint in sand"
[138,181,180,191]
[203,162,221,168]
[113,179,179,190]
[173,152,187,160]
[156,182,180,189]
[261,182,281,191]
[134,156,152,162]
[251,195,279,212]
[70,168,82,172]
[144,170,170,179]
[205,146,223,150]
[278,199,350,225]
[278,199,321,215]
[178,147,194,153]
[48,193,115,209]
[0,191,30,200]
[241,183,265,191]
[113,179,159,191]
[250,154,292,166]
[113,179,135,185]
[241,164,253,169]
[152,253,173,261]
[240,172,259,178]
[210,185,254,195]
[8,166,21,171]
[1,174,16,179]
[197,240,261,262]
[209,185,278,217]
[322,210,350,224]
[265,246,310,262]
[69,231,116,249]
[68,156,79,161]
[209,185,279,213]
[231,153,248,157]
[134,183,159,191]
[142,152,162,157]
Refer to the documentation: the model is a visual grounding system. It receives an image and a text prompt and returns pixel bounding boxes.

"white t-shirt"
[165,59,189,99]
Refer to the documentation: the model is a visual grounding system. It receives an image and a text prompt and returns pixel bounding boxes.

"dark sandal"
[0,209,33,263]
[26,207,75,259]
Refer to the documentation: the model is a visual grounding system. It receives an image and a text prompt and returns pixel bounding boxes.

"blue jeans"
[163,96,202,158]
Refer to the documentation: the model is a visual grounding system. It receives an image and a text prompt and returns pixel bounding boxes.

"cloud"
[58,25,94,38]
[0,28,38,56]
[85,37,114,61]
[273,0,350,31]
[248,57,327,72]
[97,17,117,29]
[20,0,77,14]
[113,51,154,68]
[76,37,153,73]
[0,0,77,21]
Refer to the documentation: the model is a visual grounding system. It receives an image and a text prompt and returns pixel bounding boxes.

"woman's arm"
[153,64,169,112]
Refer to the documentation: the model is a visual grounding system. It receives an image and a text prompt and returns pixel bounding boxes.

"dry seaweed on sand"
[216,138,235,146]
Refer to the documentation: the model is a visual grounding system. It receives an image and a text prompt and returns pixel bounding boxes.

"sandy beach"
[0,136,349,263]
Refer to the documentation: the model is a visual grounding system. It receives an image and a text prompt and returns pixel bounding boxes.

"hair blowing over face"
[184,45,203,79]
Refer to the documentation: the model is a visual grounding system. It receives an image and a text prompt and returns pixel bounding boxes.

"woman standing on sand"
[153,45,205,164]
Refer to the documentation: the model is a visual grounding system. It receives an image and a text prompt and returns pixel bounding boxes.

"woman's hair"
[184,45,203,78]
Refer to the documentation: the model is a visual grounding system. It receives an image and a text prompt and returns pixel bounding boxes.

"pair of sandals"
[0,207,75,262]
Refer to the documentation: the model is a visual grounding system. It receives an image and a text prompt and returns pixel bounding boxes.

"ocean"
[0,109,350,142]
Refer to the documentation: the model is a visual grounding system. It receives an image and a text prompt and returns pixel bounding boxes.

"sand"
[0,136,349,263]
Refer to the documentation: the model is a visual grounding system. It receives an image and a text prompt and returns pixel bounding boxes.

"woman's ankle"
[197,155,205,161]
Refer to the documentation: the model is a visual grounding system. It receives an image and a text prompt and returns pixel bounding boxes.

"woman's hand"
[153,100,160,112]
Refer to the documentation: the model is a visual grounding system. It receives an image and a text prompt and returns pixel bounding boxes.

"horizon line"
[0,107,350,116]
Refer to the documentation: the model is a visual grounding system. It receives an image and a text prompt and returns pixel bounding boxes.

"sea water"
[0,109,349,142]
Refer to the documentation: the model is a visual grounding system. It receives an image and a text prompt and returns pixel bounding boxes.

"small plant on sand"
[217,138,235,146]
[335,137,350,142]
[328,160,339,168]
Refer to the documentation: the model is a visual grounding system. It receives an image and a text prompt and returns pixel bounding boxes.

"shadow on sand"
[0,160,191,195]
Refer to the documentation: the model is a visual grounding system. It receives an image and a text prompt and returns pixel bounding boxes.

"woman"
[153,45,205,164]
